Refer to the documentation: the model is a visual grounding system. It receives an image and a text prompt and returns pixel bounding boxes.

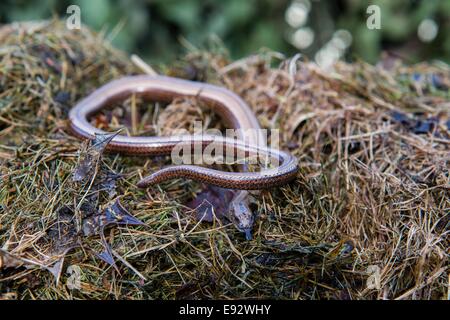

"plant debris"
[0,20,448,300]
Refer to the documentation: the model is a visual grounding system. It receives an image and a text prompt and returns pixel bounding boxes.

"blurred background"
[1,0,449,65]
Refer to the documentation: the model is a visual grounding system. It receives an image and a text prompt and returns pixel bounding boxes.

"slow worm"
[69,75,298,238]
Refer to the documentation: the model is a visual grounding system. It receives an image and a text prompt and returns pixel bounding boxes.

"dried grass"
[0,20,448,300]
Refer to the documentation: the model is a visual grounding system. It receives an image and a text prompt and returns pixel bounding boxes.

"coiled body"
[69,75,298,237]
[69,75,298,189]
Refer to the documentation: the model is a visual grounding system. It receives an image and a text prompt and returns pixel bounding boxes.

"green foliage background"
[1,0,449,63]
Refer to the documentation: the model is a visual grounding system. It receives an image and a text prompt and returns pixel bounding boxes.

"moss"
[0,20,448,300]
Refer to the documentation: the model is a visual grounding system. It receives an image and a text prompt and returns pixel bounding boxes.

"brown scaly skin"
[69,75,298,239]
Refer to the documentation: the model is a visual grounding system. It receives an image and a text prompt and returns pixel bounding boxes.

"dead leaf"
[186,185,235,222]
[72,130,122,183]
[82,199,145,236]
